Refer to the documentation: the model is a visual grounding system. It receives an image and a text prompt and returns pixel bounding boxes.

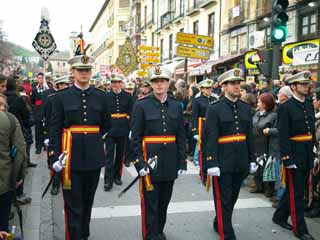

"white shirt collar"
[293,93,305,103]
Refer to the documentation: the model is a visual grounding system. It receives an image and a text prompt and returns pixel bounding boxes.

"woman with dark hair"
[250,93,278,198]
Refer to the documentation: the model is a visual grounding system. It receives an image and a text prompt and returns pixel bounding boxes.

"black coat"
[6,91,33,145]
[106,90,134,137]
[49,85,111,171]
[204,97,255,173]
[131,93,187,181]
[278,97,315,170]
[31,86,48,119]
[191,93,216,137]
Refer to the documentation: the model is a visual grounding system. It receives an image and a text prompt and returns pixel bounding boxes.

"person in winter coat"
[250,93,278,198]
[0,93,28,232]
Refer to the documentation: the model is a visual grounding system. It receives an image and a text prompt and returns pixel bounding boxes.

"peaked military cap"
[217,68,244,84]
[125,81,135,89]
[110,73,124,82]
[199,79,213,88]
[286,71,311,84]
[54,75,70,85]
[149,66,170,81]
[68,55,94,69]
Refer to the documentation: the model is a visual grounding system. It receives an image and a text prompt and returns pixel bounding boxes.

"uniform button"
[163,129,167,132]
[164,143,167,146]
[235,116,238,119]
[82,99,86,103]
[84,118,87,122]
[84,112,87,115]
[84,132,87,135]
[306,121,309,124]
[234,110,237,113]
[308,132,311,134]
[236,127,239,130]
[235,122,239,124]
[163,122,166,125]
[161,110,164,113]
[162,116,165,119]
[83,105,87,109]
[82,93,85,97]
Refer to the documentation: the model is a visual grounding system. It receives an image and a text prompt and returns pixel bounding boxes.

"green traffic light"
[272,25,288,43]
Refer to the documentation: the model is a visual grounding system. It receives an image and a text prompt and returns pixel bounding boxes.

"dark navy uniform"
[49,84,110,240]
[191,91,216,183]
[104,89,134,189]
[31,85,49,152]
[204,69,254,240]
[132,88,187,239]
[273,90,315,237]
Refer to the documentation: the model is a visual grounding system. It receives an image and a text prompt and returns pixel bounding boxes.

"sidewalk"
[10,145,54,240]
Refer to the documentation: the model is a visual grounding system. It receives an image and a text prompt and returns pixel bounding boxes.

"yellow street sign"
[176,32,213,48]
[176,45,210,60]
[140,63,155,69]
[138,45,160,51]
[138,57,161,63]
[137,52,160,57]
[137,70,148,77]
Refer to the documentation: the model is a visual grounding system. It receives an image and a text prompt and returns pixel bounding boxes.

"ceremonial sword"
[118,156,158,198]
[41,152,67,199]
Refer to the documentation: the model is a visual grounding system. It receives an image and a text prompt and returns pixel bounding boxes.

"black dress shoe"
[114,178,122,186]
[51,186,59,195]
[299,234,315,240]
[272,219,293,230]
[104,182,113,191]
[27,162,38,168]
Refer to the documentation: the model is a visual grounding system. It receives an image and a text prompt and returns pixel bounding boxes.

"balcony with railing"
[199,0,216,8]
[186,1,200,16]
[227,5,245,29]
[161,11,175,29]
[256,0,272,18]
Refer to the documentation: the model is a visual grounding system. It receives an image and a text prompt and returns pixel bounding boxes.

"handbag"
[263,155,276,182]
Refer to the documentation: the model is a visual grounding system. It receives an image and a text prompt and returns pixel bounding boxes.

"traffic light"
[256,49,273,78]
[271,0,289,44]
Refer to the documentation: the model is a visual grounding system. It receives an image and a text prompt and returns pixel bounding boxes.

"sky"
[0,0,105,51]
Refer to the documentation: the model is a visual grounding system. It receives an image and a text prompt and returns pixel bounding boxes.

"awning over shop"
[161,60,185,75]
[175,59,202,75]
[189,60,215,76]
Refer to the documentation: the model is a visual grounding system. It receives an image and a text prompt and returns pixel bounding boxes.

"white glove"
[207,167,220,177]
[44,139,50,147]
[53,161,64,172]
[286,164,297,169]
[249,162,259,174]
[128,131,132,140]
[193,135,199,141]
[139,167,150,177]
[314,158,319,167]
[178,170,187,176]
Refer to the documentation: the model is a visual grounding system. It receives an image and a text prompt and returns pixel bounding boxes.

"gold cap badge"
[81,55,89,64]
[155,67,161,75]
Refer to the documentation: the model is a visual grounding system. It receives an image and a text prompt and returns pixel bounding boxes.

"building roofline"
[89,0,110,32]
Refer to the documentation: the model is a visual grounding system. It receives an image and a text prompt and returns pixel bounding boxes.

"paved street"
[46,158,320,240]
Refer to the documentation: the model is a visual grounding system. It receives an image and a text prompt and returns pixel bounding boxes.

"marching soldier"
[104,74,134,191]
[204,69,257,240]
[31,72,48,154]
[131,67,187,240]
[49,54,110,240]
[272,71,316,240]
[43,76,70,195]
[191,79,216,184]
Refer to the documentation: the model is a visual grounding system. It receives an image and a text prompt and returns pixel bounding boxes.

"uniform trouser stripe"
[213,176,225,240]
[119,138,127,177]
[198,118,204,182]
[287,169,298,236]
[139,179,147,240]
[63,198,70,240]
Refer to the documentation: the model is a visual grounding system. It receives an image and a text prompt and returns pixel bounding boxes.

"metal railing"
[161,11,175,28]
